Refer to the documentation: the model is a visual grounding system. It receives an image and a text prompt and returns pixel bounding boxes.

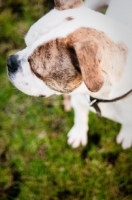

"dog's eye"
[30,67,42,79]
[28,57,32,63]
[34,72,42,79]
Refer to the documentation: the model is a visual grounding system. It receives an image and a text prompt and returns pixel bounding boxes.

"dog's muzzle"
[7,55,20,73]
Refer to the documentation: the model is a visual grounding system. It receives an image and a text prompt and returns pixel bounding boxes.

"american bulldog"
[7,0,132,149]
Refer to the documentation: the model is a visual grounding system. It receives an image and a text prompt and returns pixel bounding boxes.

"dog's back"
[106,0,132,28]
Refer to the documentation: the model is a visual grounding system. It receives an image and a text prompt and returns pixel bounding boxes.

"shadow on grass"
[81,132,101,160]
[0,148,22,200]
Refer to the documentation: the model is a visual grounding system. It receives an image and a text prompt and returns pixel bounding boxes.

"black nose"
[7,55,19,73]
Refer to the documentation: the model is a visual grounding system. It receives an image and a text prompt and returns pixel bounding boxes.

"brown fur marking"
[66,17,74,21]
[64,28,128,86]
[28,39,82,93]
[29,27,128,93]
[54,0,83,10]
[73,41,104,92]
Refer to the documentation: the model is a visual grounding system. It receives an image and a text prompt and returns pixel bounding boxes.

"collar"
[89,89,132,118]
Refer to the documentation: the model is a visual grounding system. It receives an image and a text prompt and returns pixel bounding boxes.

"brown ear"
[73,41,105,92]
[54,0,83,10]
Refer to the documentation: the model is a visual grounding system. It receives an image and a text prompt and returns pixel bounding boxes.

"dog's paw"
[67,126,88,148]
[116,126,132,149]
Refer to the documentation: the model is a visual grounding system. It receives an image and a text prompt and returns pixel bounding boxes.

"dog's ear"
[73,41,105,92]
[54,0,83,10]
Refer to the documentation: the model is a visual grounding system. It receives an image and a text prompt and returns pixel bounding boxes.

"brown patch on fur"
[73,41,104,92]
[29,27,128,93]
[28,39,82,93]
[54,0,83,10]
[64,28,128,88]
[66,17,74,21]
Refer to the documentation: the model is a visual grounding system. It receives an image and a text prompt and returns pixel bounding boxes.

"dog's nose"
[7,55,19,73]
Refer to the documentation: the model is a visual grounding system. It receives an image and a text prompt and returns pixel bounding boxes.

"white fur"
[69,0,132,149]
[7,0,132,149]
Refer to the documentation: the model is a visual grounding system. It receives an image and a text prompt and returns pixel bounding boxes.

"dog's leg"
[63,95,72,112]
[114,97,132,149]
[116,124,132,149]
[67,95,89,148]
[100,98,132,149]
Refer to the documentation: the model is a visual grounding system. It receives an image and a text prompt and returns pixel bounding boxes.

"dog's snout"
[7,55,19,73]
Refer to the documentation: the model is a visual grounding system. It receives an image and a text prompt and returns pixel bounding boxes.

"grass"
[0,0,132,199]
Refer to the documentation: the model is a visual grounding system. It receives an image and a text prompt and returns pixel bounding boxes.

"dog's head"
[7,0,128,97]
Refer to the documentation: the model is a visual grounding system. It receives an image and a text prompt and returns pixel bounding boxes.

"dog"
[7,0,132,149]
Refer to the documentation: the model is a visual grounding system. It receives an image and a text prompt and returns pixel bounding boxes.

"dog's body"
[68,0,132,149]
[7,0,132,149]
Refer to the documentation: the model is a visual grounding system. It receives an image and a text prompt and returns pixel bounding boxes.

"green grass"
[0,0,132,199]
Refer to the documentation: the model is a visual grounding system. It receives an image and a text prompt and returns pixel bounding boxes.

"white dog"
[7,0,132,149]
